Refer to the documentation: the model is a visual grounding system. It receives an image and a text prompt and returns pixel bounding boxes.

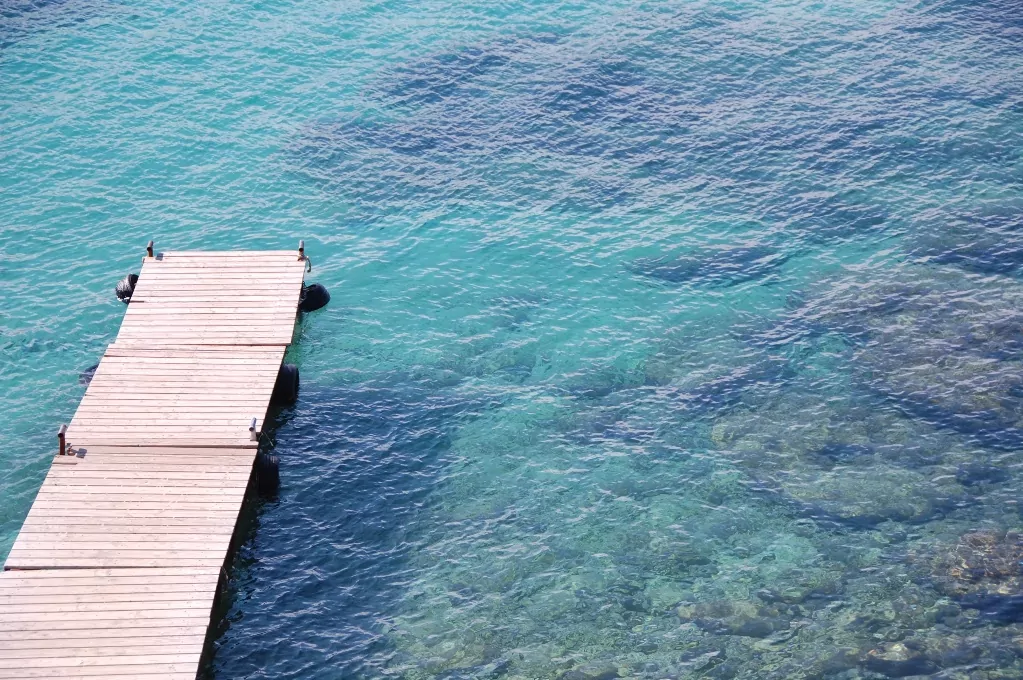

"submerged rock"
[861,641,938,677]
[794,266,1023,449]
[710,387,971,527]
[560,663,620,680]
[915,530,1023,601]
[780,466,966,527]
[677,599,793,639]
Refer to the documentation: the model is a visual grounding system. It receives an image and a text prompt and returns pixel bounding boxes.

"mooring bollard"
[298,240,311,272]
[146,240,154,258]
[250,417,258,441]
[57,424,67,456]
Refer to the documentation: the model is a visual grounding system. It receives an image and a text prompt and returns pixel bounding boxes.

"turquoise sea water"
[2,0,1023,676]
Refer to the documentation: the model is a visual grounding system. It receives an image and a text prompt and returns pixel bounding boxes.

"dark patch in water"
[814,442,873,462]
[78,362,98,385]
[540,59,649,124]
[387,48,512,106]
[205,376,502,678]
[861,653,938,678]
[628,245,787,287]
[0,0,77,48]
[956,461,1010,487]
[779,192,889,243]
[381,34,561,108]
[436,658,511,679]
[959,593,1023,625]
[912,202,1023,277]
[928,0,1023,44]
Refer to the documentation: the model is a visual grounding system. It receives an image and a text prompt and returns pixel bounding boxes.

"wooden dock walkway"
[0,246,311,678]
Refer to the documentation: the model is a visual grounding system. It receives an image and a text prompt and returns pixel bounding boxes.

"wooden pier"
[0,246,311,679]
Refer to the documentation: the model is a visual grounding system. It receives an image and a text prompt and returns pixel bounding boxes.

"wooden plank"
[64,440,258,448]
[71,408,272,417]
[0,666,200,678]
[154,250,299,254]
[142,263,300,268]
[45,469,251,481]
[18,509,241,520]
[81,374,278,383]
[104,344,285,351]
[36,485,248,496]
[0,636,206,654]
[46,453,254,463]
[0,582,217,595]
[0,642,207,659]
[27,498,244,510]
[127,288,298,295]
[77,396,271,404]
[65,445,256,454]
[111,330,294,337]
[49,455,255,464]
[115,319,296,327]
[18,519,240,531]
[145,262,302,266]
[0,567,220,578]
[120,303,297,310]
[87,369,276,378]
[9,536,235,548]
[0,616,211,630]
[133,268,304,275]
[69,410,268,419]
[91,359,280,368]
[0,626,207,641]
[0,655,204,671]
[109,338,293,345]
[98,352,284,360]
[5,556,228,568]
[102,349,285,357]
[39,484,248,493]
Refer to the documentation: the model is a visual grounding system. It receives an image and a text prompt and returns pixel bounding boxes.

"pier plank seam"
[1,249,308,679]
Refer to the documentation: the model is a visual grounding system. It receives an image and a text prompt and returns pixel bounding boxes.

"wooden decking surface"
[66,346,285,448]
[0,568,220,679]
[1,250,308,679]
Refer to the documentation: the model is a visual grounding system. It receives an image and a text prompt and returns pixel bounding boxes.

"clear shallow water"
[1,0,1022,676]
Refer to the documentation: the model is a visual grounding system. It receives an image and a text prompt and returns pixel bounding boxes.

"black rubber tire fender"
[271,363,299,405]
[115,273,139,303]
[256,452,280,495]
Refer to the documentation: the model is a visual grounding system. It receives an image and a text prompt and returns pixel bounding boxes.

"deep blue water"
[2,0,1023,677]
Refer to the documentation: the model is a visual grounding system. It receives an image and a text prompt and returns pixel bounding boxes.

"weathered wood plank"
[0,642,207,659]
